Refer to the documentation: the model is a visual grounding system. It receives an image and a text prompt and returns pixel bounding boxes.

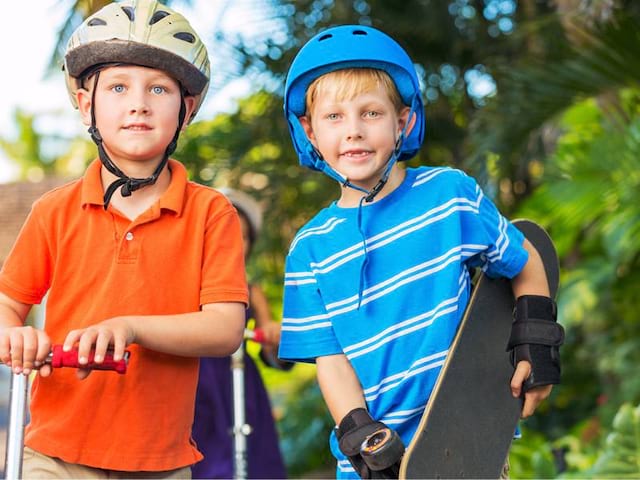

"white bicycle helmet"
[64,0,210,120]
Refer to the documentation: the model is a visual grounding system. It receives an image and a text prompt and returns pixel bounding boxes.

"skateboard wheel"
[361,427,404,471]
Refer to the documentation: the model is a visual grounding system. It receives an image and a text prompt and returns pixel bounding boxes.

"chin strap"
[87,71,187,209]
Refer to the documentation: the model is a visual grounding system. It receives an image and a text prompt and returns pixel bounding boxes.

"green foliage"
[509,428,558,479]
[275,376,335,477]
[589,403,640,478]
[469,8,640,205]
[0,110,51,180]
[510,87,640,477]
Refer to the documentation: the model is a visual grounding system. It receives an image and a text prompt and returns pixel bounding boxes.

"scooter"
[232,328,292,480]
[2,347,130,479]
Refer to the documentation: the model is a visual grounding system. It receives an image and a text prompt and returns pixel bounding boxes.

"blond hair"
[305,68,405,119]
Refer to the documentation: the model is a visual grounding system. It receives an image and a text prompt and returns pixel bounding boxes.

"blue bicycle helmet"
[284,25,425,200]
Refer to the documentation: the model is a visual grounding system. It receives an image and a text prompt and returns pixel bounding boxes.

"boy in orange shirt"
[0,0,247,477]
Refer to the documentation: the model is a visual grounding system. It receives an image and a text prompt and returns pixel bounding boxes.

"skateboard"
[397,219,560,479]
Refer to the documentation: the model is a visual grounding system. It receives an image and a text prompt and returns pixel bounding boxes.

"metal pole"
[231,344,250,480]
[4,373,28,480]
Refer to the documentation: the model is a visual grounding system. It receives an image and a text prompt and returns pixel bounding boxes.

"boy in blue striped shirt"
[279,25,561,479]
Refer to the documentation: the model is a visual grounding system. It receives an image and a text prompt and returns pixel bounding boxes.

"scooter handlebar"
[48,345,130,374]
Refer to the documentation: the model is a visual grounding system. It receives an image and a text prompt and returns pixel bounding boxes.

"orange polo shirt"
[0,159,248,471]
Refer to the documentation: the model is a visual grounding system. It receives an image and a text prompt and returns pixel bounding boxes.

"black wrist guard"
[507,295,564,392]
[336,408,404,479]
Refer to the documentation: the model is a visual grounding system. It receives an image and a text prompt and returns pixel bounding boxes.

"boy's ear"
[398,106,417,136]
[181,96,197,130]
[76,88,93,127]
[299,116,317,146]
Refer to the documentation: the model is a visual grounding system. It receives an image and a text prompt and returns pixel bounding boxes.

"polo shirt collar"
[80,159,188,215]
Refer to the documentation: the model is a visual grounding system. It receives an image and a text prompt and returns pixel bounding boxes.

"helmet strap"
[86,71,187,209]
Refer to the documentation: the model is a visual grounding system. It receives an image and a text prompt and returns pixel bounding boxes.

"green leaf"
[590,403,640,477]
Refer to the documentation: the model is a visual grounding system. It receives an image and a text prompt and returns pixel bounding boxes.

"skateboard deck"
[398,219,559,479]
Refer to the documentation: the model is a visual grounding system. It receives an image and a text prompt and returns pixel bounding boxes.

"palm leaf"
[468,13,640,180]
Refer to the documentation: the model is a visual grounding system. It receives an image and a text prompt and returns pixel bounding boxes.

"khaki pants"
[23,447,192,479]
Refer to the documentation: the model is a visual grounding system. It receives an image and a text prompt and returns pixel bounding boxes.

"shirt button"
[125,232,134,241]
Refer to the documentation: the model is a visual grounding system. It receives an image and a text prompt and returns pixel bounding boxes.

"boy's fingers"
[0,334,11,364]
[510,361,531,398]
[76,368,92,380]
[94,333,114,363]
[522,385,553,418]
[8,331,24,373]
[111,336,126,362]
[35,336,52,367]
[522,390,543,418]
[521,398,535,418]
[76,330,100,365]
[38,364,53,378]
[21,337,39,374]
[63,329,83,352]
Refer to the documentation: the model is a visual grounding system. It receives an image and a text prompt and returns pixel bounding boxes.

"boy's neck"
[100,160,172,220]
[337,166,406,208]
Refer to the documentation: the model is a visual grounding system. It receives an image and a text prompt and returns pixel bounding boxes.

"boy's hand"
[259,321,281,346]
[63,317,135,380]
[0,326,52,377]
[337,407,405,478]
[510,360,553,417]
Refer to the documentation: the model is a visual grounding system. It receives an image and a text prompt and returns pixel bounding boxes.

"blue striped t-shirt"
[279,166,528,478]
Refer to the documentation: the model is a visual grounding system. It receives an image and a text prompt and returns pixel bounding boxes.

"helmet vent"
[352,29,368,36]
[87,17,107,27]
[318,34,333,41]
[149,10,170,25]
[120,6,135,21]
[174,32,195,43]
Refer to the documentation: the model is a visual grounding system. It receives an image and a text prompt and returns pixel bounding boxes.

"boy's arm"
[317,353,367,423]
[63,301,246,376]
[318,354,405,476]
[509,238,557,417]
[250,284,281,346]
[0,292,52,376]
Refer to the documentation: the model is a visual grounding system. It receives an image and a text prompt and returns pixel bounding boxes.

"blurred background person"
[192,188,289,479]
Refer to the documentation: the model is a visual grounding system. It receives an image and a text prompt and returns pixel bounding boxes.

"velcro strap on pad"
[337,408,386,456]
[507,295,563,351]
[507,319,564,349]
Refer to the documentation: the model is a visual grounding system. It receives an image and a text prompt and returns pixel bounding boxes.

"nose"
[129,90,150,115]
[345,116,364,141]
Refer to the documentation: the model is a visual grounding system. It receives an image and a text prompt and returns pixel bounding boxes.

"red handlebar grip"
[50,345,129,374]
[247,328,266,344]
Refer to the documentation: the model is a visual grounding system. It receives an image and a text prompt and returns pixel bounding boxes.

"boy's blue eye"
[112,85,125,93]
[152,86,166,95]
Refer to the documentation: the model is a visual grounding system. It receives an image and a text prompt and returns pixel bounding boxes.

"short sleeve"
[200,207,249,306]
[460,174,528,279]
[278,253,342,362]
[0,201,52,305]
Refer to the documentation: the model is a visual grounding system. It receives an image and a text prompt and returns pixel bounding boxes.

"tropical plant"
[589,403,640,478]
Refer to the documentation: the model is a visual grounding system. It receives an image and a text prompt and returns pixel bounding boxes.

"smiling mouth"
[342,148,371,155]
[123,125,152,131]
[341,150,372,160]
